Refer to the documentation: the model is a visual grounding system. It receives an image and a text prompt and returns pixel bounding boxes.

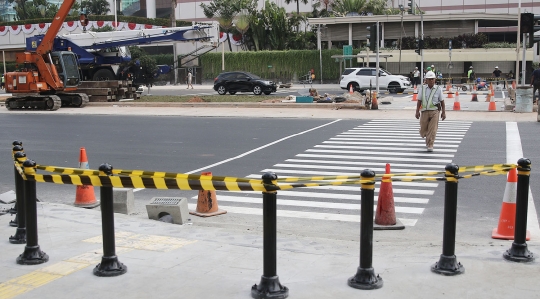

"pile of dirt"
[188,96,207,103]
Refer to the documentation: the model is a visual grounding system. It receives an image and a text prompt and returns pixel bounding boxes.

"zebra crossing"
[189,119,472,226]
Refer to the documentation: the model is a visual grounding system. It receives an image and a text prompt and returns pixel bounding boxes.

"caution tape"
[24,163,518,190]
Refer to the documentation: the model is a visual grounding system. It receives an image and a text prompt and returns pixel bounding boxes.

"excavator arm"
[36,0,77,56]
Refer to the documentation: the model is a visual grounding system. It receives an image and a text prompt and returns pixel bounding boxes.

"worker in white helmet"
[415,71,446,152]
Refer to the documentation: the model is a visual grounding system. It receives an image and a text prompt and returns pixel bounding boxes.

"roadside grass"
[135,94,286,102]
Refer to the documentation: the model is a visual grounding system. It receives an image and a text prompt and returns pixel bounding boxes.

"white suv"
[339,67,411,93]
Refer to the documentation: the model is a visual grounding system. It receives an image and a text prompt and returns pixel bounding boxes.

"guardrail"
[6,141,534,294]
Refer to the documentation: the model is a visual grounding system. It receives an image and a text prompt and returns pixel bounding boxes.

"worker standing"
[186,71,193,89]
[415,71,446,152]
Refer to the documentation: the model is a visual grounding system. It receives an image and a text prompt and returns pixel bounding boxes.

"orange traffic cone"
[512,80,516,90]
[189,172,226,217]
[492,168,530,240]
[471,92,478,102]
[74,147,99,208]
[488,97,497,111]
[349,85,354,94]
[447,92,454,99]
[374,164,404,230]
[412,86,418,101]
[453,96,461,111]
[485,93,491,102]
[445,82,450,92]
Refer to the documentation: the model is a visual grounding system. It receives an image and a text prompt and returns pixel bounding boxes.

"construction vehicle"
[5,0,88,111]
[25,22,218,87]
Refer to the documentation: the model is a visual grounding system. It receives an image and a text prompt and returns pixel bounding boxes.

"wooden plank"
[79,81,120,88]
[76,88,111,96]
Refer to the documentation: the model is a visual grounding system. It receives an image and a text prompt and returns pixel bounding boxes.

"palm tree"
[284,0,308,15]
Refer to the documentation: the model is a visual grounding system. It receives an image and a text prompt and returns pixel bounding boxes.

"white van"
[339,67,411,93]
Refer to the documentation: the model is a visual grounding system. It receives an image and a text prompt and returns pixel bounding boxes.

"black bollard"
[251,172,288,299]
[431,163,464,275]
[503,158,535,263]
[9,144,24,227]
[17,160,48,265]
[348,169,383,290]
[93,163,127,277]
[9,152,27,244]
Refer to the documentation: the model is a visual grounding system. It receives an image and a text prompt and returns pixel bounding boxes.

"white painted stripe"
[232,187,433,197]
[506,122,540,240]
[307,149,455,158]
[273,163,441,174]
[245,174,439,188]
[284,158,445,169]
[341,131,465,139]
[330,137,462,144]
[357,126,469,132]
[200,195,425,213]
[369,119,472,124]
[339,133,464,140]
[262,168,439,179]
[185,119,341,175]
[323,141,459,148]
[186,203,418,226]
[315,145,457,153]
[297,153,453,163]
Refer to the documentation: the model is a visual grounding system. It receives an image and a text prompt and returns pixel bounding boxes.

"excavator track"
[5,95,61,111]
[57,93,90,108]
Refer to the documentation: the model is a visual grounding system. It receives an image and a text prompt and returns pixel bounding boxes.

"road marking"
[134,119,342,191]
[297,153,453,163]
[315,144,457,153]
[330,137,463,144]
[339,133,465,140]
[285,158,446,169]
[187,203,418,226]
[307,149,455,158]
[273,163,444,174]
[506,122,540,240]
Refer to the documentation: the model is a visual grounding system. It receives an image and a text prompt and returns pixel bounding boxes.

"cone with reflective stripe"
[492,168,530,240]
[349,85,353,94]
[412,86,418,101]
[74,147,99,208]
[374,164,404,230]
[371,92,378,110]
[453,94,461,111]
[190,172,226,217]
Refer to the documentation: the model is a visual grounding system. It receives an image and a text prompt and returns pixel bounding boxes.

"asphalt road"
[1,114,538,244]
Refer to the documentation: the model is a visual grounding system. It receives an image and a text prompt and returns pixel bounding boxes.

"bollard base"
[9,219,17,227]
[347,267,383,290]
[16,245,49,265]
[431,254,464,276]
[9,228,26,244]
[503,242,535,263]
[251,275,289,299]
[93,256,127,277]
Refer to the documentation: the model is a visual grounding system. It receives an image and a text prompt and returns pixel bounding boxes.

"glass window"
[357,69,373,76]
[342,69,356,75]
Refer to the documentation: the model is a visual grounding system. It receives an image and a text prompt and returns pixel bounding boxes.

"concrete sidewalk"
[0,202,539,299]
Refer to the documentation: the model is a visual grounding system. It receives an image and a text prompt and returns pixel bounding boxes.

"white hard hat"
[415,67,418,69]
[425,71,436,79]
[495,66,498,68]
[470,66,473,68]
[431,65,435,68]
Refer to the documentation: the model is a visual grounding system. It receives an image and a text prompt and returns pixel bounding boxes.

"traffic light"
[407,0,415,14]
[415,39,423,55]
[366,23,379,51]
[520,13,540,48]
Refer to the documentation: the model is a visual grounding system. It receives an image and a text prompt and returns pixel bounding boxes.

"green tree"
[128,46,159,86]
[80,0,110,15]
[9,0,82,20]
[331,0,395,16]
[284,0,308,15]
[200,0,257,51]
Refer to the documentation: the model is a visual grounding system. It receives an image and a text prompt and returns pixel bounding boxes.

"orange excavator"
[4,0,88,111]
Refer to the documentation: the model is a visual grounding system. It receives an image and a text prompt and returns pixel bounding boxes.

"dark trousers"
[533,83,540,103]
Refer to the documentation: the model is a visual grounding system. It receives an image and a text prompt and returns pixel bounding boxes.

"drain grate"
[150,198,182,205]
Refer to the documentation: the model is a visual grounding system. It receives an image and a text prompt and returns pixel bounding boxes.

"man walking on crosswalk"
[415,71,446,152]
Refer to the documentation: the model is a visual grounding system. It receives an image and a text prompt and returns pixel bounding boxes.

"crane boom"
[36,0,76,55]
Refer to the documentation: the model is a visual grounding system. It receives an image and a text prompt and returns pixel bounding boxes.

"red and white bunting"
[126,22,140,30]
[230,33,243,46]
[0,26,8,36]
[8,25,21,35]
[21,24,35,34]
[111,21,125,30]
[219,32,228,43]
[143,24,153,29]
[36,23,50,34]
[92,20,112,29]
[63,21,78,32]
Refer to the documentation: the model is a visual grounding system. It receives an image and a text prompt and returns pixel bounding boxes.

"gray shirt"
[417,84,444,106]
